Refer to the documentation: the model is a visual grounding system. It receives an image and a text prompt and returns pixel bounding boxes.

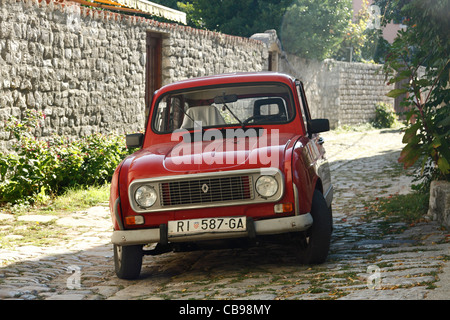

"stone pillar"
[427,180,450,228]
[250,30,281,71]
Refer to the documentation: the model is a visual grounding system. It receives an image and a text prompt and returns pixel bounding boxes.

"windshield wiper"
[213,94,245,128]
[174,104,195,125]
[222,102,244,128]
[174,103,208,134]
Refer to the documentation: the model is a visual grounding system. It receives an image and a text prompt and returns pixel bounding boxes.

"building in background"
[353,0,406,43]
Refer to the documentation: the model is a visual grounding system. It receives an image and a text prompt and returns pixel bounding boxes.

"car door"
[295,80,333,208]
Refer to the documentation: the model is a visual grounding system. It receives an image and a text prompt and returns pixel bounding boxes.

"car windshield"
[152,83,295,133]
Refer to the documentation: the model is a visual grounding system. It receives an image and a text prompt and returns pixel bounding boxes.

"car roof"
[155,72,296,95]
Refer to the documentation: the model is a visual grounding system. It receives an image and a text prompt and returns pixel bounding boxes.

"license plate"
[168,216,246,237]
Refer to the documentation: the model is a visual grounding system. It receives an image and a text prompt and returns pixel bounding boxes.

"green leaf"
[414,78,432,87]
[437,115,450,127]
[386,88,408,98]
[398,142,421,169]
[402,123,420,144]
[390,69,412,84]
[431,136,442,148]
[437,157,450,174]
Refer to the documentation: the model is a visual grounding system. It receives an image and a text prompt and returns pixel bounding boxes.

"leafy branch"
[383,0,450,187]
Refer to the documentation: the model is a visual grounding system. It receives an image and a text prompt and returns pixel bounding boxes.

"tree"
[383,0,450,186]
[279,0,352,60]
[333,0,370,62]
[182,0,292,37]
[176,2,203,29]
[333,0,390,63]
[373,0,410,25]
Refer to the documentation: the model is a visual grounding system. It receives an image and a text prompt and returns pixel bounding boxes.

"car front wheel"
[298,189,332,264]
[114,244,143,280]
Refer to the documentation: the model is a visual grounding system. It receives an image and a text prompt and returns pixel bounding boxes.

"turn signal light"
[274,203,293,214]
[125,215,145,225]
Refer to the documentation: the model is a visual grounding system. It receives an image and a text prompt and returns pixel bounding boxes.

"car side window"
[295,81,309,135]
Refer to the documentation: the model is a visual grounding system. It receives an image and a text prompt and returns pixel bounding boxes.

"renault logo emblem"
[201,184,209,193]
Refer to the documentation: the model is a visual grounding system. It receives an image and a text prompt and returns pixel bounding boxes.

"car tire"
[114,244,143,280]
[298,189,332,264]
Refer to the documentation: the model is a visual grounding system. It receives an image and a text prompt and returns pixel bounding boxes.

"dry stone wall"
[280,54,394,129]
[337,61,394,126]
[0,0,265,152]
[0,2,396,152]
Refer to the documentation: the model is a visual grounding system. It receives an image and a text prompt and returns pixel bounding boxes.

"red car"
[109,72,333,279]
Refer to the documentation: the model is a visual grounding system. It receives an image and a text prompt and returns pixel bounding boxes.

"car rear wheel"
[298,189,332,264]
[114,244,143,280]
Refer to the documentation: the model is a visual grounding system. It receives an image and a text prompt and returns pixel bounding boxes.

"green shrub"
[382,0,449,181]
[0,110,133,205]
[371,102,398,129]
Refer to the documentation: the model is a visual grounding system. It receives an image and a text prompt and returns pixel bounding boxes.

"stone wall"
[337,61,395,127]
[0,0,265,152]
[280,54,394,129]
[0,1,397,153]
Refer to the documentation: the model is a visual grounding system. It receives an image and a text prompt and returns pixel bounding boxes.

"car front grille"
[128,168,284,213]
[159,175,253,207]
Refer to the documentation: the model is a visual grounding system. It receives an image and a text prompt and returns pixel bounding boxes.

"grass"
[333,123,377,133]
[332,121,404,134]
[0,184,110,252]
[363,191,430,236]
[40,184,110,213]
[1,184,110,215]
[0,220,70,250]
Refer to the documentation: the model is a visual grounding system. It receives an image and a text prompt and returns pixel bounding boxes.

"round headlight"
[255,175,278,198]
[135,185,157,208]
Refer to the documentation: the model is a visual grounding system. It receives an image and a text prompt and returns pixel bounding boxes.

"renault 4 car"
[109,72,333,279]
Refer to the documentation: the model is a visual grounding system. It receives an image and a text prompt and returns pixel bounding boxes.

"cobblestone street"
[0,129,449,300]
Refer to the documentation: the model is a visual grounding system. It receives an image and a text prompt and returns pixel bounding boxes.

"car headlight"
[255,175,278,198]
[135,185,157,208]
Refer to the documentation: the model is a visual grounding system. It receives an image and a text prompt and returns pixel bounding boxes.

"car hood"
[126,131,297,179]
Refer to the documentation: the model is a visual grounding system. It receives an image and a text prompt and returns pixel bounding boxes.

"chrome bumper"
[111,214,313,246]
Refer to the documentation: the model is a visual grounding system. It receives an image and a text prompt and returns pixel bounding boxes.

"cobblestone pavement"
[0,129,449,300]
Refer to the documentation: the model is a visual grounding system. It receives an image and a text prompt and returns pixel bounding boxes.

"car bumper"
[111,214,313,246]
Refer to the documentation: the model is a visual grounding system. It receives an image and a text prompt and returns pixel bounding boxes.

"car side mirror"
[308,119,330,134]
[126,133,144,149]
